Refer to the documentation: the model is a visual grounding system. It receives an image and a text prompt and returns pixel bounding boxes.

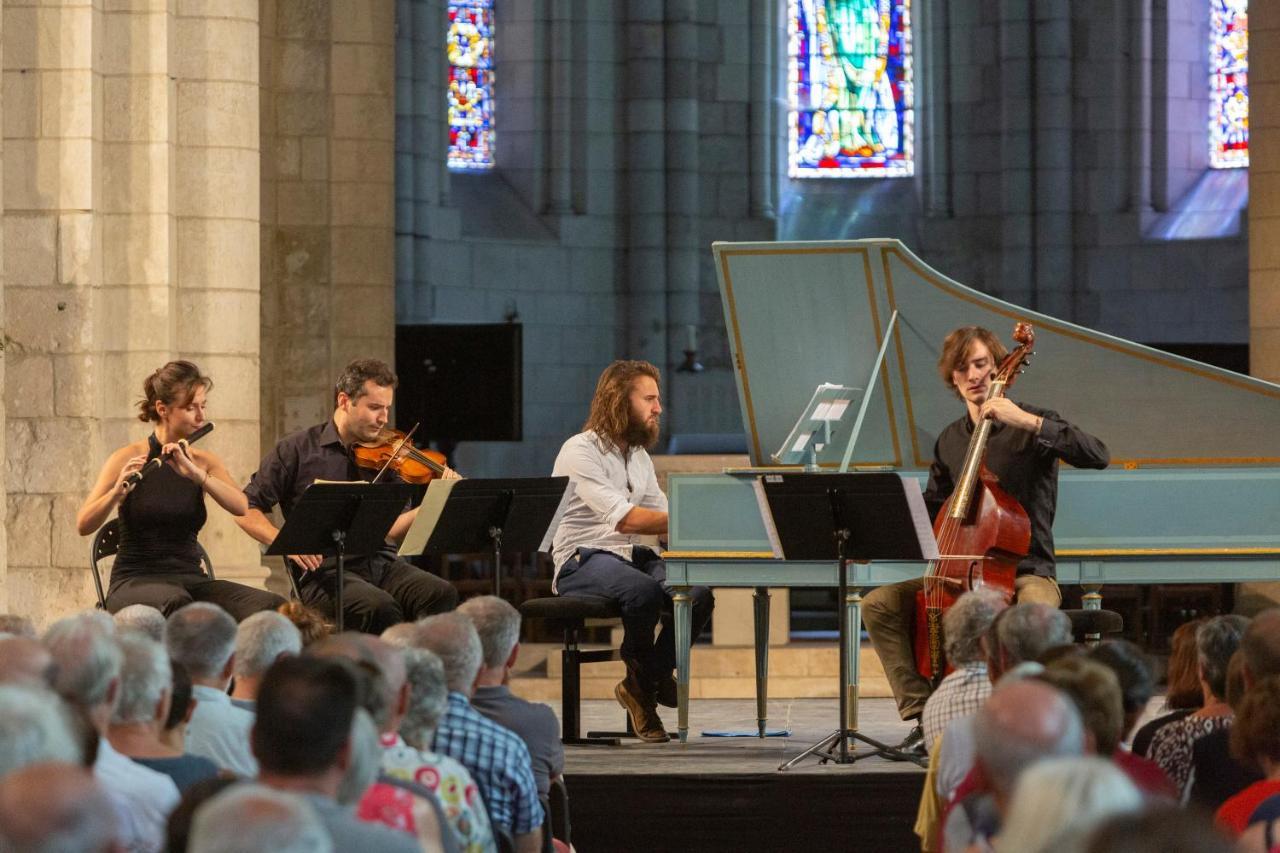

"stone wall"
[1254,0,1280,384]
[2,0,263,626]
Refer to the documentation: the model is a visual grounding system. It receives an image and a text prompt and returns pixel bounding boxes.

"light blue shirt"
[186,684,257,777]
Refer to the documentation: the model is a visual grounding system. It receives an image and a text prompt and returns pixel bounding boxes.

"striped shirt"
[922,661,991,754]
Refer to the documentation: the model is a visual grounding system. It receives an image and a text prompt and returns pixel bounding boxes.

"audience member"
[164,776,240,853]
[418,612,544,853]
[252,655,418,852]
[381,621,424,649]
[1084,804,1234,853]
[45,612,180,852]
[166,603,256,775]
[941,679,1085,852]
[332,633,490,853]
[1085,640,1175,798]
[1215,675,1280,835]
[1188,649,1263,810]
[0,684,83,776]
[160,660,198,754]
[995,756,1143,853]
[1131,618,1206,757]
[1038,655,1174,798]
[920,589,1006,754]
[460,596,564,804]
[1149,614,1248,796]
[0,635,57,688]
[277,601,331,647]
[188,783,332,853]
[113,604,167,642]
[0,613,37,638]
[108,633,220,792]
[229,611,301,711]
[0,762,120,853]
[1241,607,1280,689]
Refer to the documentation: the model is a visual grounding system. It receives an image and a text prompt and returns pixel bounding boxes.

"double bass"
[914,322,1036,685]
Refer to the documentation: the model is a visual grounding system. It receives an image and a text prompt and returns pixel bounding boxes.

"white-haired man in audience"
[379,629,494,853]
[459,596,564,808]
[942,678,1086,851]
[920,588,1007,754]
[229,610,301,711]
[0,684,84,777]
[44,612,180,853]
[108,633,220,792]
[0,762,121,853]
[0,635,57,689]
[189,783,333,853]
[252,654,418,852]
[165,603,256,776]
[113,604,167,642]
[418,612,543,853]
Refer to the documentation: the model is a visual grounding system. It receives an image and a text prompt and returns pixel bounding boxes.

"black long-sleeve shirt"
[922,402,1110,578]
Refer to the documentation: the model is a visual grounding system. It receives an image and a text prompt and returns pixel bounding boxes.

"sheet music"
[752,476,786,559]
[899,474,940,560]
[397,478,458,557]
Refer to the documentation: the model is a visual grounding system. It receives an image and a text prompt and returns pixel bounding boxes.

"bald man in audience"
[0,762,121,853]
[942,679,1085,851]
[0,635,56,689]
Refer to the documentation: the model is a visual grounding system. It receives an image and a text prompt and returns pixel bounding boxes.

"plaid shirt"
[433,692,544,835]
[922,661,991,753]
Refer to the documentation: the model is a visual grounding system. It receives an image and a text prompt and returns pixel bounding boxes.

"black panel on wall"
[395,324,523,442]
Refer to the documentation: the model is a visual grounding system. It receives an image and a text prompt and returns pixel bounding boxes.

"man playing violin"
[235,358,460,633]
[862,326,1110,758]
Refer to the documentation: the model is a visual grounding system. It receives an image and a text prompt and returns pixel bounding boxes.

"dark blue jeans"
[556,547,714,684]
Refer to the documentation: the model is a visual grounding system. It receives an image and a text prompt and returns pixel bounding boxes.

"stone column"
[0,0,6,613]
[4,0,103,620]
[1253,0,1280,385]
[172,0,263,577]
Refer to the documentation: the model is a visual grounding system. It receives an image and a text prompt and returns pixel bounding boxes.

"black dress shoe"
[881,724,927,762]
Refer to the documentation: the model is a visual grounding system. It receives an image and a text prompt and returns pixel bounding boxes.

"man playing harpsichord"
[550,360,715,743]
[863,326,1110,758]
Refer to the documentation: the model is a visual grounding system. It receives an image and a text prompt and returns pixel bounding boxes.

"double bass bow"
[914,322,1036,687]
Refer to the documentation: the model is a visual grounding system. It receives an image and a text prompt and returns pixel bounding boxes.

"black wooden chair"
[519,595,635,746]
[89,518,214,609]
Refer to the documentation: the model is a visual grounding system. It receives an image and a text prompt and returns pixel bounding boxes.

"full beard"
[624,416,660,450]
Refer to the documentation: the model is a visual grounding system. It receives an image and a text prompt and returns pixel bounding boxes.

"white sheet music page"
[397,478,457,557]
[752,475,786,559]
[538,480,576,554]
[899,475,941,560]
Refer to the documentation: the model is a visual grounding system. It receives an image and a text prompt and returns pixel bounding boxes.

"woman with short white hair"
[994,756,1143,853]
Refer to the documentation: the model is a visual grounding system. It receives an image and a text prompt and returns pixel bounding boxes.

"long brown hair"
[583,360,660,451]
[937,326,1008,398]
[136,361,212,423]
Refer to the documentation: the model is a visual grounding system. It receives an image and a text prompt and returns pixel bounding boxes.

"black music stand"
[267,482,414,632]
[759,472,936,770]
[399,477,570,596]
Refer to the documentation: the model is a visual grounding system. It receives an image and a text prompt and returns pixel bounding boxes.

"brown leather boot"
[615,662,669,743]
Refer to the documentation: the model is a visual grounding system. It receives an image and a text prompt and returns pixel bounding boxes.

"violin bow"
[370,422,420,484]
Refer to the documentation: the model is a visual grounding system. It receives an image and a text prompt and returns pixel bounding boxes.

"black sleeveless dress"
[110,433,207,580]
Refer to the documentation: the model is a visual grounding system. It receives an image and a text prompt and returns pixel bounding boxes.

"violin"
[914,322,1036,687]
[352,426,450,484]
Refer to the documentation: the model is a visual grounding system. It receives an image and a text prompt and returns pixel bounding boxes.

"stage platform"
[556,697,926,852]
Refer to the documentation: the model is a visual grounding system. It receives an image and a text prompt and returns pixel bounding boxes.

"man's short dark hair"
[335,358,397,406]
[252,657,358,776]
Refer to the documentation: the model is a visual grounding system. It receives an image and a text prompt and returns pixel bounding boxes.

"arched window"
[1209,0,1247,169]
[787,0,913,178]
[447,0,495,170]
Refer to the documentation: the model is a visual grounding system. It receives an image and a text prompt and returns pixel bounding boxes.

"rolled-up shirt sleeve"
[559,441,634,529]
[242,442,293,515]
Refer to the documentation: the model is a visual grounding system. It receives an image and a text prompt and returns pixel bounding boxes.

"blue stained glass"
[447,0,494,171]
[787,0,914,179]
[1209,0,1247,169]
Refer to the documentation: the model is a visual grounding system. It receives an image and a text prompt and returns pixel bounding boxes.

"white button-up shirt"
[94,737,180,853]
[550,430,666,586]
[185,684,258,777]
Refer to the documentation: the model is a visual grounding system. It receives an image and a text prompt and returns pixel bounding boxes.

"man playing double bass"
[863,326,1110,757]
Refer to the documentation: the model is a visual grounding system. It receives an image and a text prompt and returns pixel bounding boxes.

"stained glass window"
[1209,0,1248,169]
[447,0,494,171]
[787,0,913,178]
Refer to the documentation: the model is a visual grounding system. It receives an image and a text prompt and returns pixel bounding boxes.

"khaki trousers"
[862,573,1061,720]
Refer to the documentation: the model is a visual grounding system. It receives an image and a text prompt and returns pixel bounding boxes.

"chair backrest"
[548,776,570,848]
[89,518,215,609]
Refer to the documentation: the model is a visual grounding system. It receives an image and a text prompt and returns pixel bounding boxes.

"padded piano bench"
[1064,608,1124,646]
[519,596,635,746]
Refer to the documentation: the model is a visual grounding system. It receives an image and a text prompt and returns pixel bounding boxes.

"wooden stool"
[1065,608,1125,646]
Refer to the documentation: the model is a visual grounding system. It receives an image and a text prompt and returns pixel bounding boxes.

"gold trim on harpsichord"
[882,245,1280,468]
[715,243,902,469]
[662,550,777,560]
